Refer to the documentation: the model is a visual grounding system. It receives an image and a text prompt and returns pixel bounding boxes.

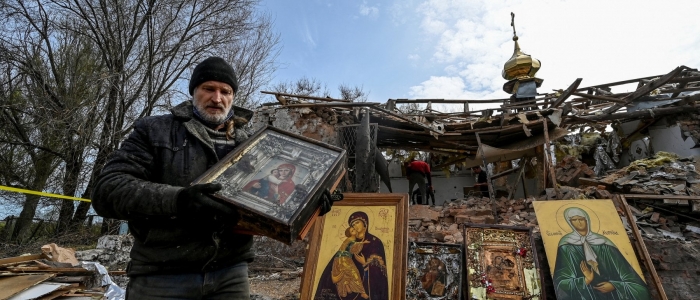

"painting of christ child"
[331,226,370,299]
[407,242,463,300]
[241,160,309,204]
[315,211,389,300]
[420,257,448,296]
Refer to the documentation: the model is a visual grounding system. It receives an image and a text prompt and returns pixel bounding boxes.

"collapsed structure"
[246,18,700,299]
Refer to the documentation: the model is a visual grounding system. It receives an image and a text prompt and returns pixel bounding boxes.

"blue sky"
[263,0,700,110]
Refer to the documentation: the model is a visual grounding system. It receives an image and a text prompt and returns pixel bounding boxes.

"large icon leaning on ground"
[299,193,409,300]
[533,200,651,299]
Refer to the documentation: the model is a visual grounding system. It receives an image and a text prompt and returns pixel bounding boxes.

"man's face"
[193,81,234,124]
[569,216,588,232]
[351,220,367,239]
[277,167,292,179]
[473,167,481,174]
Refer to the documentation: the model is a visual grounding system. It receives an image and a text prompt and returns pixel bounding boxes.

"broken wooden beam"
[490,165,521,180]
[260,91,351,103]
[551,78,583,108]
[570,92,629,104]
[603,66,688,114]
[577,99,700,123]
[280,102,380,108]
[618,195,669,300]
[541,118,560,198]
[0,254,45,267]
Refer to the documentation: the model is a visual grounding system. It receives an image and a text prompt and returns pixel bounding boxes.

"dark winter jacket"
[92,101,254,276]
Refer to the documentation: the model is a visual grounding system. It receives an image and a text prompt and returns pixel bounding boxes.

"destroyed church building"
[247,19,700,299]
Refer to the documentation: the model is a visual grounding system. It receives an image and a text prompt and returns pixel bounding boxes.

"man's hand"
[177,183,239,224]
[319,189,343,216]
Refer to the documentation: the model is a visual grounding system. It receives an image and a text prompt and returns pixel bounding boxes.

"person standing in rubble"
[472,165,490,198]
[92,57,336,299]
[405,157,433,205]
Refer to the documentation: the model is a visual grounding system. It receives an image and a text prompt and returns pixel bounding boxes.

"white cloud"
[359,1,380,18]
[408,0,700,104]
[408,54,421,61]
[301,19,317,49]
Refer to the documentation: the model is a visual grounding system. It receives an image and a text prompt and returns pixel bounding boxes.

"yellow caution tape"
[0,185,91,202]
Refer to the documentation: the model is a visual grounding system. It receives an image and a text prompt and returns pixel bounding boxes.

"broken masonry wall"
[250,106,355,145]
[645,239,700,300]
[648,117,700,159]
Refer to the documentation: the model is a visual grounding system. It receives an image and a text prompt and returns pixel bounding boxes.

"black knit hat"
[188,57,238,95]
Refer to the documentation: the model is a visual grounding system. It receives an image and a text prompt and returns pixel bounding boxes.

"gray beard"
[200,111,228,124]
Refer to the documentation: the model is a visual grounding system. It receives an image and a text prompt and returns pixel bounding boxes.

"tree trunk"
[56,154,82,234]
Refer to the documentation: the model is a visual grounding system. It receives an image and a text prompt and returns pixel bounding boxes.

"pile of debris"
[555,155,596,186]
[542,185,613,200]
[601,152,700,195]
[626,199,700,242]
[408,196,539,244]
[0,243,125,299]
[408,184,625,244]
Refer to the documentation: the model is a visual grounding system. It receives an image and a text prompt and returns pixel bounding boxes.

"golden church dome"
[502,35,541,81]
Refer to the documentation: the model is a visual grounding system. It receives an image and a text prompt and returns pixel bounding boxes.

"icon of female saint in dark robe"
[553,207,651,299]
[314,211,389,300]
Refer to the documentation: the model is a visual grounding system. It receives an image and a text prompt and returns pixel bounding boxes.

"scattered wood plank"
[619,195,668,300]
[0,273,55,299]
[550,78,583,108]
[0,254,45,267]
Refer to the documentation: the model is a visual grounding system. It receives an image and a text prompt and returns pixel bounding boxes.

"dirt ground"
[249,269,302,299]
[248,236,307,299]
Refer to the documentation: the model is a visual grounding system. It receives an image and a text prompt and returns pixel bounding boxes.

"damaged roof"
[261,66,700,159]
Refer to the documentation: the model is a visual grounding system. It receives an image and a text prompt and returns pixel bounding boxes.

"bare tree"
[338,84,368,102]
[270,76,330,97]
[0,0,280,238]
[270,78,369,102]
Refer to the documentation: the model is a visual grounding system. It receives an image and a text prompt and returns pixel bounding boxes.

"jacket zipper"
[202,231,220,271]
[183,139,189,173]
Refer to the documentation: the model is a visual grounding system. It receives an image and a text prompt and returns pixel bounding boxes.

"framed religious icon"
[533,200,652,300]
[192,126,346,245]
[300,193,409,300]
[406,242,464,300]
[464,224,544,300]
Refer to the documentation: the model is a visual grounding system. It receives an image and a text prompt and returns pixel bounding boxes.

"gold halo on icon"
[555,203,600,234]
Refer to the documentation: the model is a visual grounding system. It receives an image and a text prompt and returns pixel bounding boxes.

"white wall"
[379,162,539,205]
[648,118,700,159]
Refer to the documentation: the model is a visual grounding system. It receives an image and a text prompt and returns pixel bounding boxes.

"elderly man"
[92,57,335,299]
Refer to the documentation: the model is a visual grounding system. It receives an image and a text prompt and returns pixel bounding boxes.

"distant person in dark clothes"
[413,183,436,206]
[425,183,436,205]
[405,158,433,205]
[472,165,490,198]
